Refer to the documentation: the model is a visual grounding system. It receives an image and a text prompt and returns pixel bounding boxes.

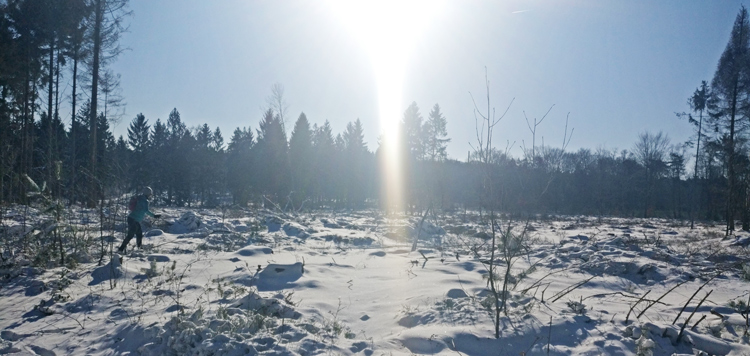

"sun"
[328,0,444,212]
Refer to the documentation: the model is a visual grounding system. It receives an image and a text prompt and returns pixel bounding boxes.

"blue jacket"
[129,195,155,222]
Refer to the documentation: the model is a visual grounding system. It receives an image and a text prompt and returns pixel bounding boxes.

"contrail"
[512,10,530,14]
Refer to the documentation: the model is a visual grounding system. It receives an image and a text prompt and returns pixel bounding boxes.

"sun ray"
[328,0,444,213]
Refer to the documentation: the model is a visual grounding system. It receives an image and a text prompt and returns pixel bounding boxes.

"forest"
[0,0,749,235]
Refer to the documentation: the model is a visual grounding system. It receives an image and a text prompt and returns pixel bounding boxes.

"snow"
[2,209,750,355]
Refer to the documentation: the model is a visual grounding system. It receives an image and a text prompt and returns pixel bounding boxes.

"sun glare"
[329,0,443,212]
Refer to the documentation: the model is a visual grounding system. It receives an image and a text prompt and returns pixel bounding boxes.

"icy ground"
[3,208,750,356]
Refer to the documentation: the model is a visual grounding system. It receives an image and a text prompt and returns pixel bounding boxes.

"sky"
[109,0,745,161]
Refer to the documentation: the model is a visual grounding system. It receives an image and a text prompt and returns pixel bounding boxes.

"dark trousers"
[119,216,143,251]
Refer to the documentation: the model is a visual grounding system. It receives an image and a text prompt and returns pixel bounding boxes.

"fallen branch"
[550,276,595,303]
[625,290,651,324]
[676,290,713,343]
[419,251,430,261]
[691,315,707,331]
[638,280,687,319]
[672,275,718,326]
[521,266,574,295]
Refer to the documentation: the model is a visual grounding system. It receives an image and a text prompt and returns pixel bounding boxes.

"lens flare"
[328,0,443,212]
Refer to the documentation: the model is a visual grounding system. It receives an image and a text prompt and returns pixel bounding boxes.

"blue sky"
[110,0,743,160]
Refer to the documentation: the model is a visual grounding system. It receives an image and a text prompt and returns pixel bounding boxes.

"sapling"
[469,68,514,338]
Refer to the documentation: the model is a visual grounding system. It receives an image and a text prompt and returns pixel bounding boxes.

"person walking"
[118,187,161,253]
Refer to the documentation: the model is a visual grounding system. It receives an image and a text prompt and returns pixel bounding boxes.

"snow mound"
[144,228,163,237]
[89,256,126,285]
[138,292,328,356]
[416,221,445,236]
[265,216,283,232]
[236,247,273,257]
[283,222,309,238]
[169,211,202,234]
[255,263,304,291]
[446,288,468,299]
[209,222,233,233]
[147,254,170,262]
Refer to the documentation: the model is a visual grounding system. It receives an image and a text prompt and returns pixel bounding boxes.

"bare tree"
[633,131,670,218]
[266,82,290,134]
[469,67,513,339]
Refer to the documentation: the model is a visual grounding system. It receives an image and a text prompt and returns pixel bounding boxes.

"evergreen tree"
[212,127,224,152]
[149,119,168,202]
[688,81,711,179]
[193,123,223,206]
[86,0,129,205]
[424,103,450,162]
[708,5,750,234]
[343,119,369,207]
[226,127,254,205]
[255,108,289,200]
[312,121,336,204]
[289,112,313,206]
[164,108,193,206]
[402,101,424,160]
[127,113,150,190]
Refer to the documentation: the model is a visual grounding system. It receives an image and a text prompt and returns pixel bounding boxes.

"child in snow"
[118,186,161,253]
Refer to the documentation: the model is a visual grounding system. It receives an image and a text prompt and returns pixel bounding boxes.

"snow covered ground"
[2,207,750,355]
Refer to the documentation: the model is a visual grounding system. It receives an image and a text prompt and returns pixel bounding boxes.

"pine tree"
[127,113,150,190]
[289,112,313,206]
[150,119,168,202]
[86,0,130,206]
[708,5,750,234]
[402,101,424,160]
[227,127,254,205]
[343,119,369,207]
[312,121,336,203]
[165,108,193,206]
[424,103,450,162]
[255,108,289,200]
[194,124,214,205]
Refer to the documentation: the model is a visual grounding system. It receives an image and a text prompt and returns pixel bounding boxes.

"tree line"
[0,0,128,206]
[4,1,750,232]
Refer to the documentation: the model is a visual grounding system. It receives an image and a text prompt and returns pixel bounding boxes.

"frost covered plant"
[322,298,354,341]
[49,268,73,302]
[741,264,750,281]
[635,327,654,356]
[565,299,586,315]
[142,260,159,278]
[438,297,457,312]
[729,296,750,335]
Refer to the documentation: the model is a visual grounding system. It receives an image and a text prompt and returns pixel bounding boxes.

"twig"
[419,251,429,261]
[625,290,651,324]
[581,291,638,302]
[550,276,595,303]
[638,280,687,319]
[524,336,541,356]
[676,289,713,343]
[691,315,707,331]
[547,316,552,355]
[412,205,432,252]
[672,275,718,325]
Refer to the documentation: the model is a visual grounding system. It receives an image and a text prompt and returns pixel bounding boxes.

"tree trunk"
[89,0,103,207]
[47,36,55,195]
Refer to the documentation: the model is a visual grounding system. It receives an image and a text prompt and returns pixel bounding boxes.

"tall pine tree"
[289,112,313,206]
[708,5,750,234]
